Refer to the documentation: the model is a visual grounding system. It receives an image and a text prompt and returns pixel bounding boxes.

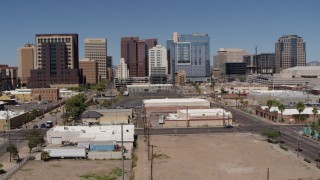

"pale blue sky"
[0,0,319,66]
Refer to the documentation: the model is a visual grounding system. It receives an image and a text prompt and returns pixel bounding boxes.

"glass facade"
[167,33,210,81]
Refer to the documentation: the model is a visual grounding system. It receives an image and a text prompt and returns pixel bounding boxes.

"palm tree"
[41,151,50,161]
[296,102,305,124]
[239,98,244,110]
[235,97,239,108]
[312,107,318,122]
[267,99,275,111]
[278,104,285,123]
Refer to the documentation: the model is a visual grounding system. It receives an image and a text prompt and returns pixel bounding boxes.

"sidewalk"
[133,136,150,180]
[0,141,31,172]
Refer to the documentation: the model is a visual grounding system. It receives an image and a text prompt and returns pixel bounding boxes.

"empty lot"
[10,159,131,180]
[134,133,320,180]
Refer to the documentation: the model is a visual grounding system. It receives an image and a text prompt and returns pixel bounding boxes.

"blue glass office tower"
[167,32,210,82]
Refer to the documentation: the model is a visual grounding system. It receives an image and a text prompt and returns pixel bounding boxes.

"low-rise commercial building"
[214,83,269,94]
[165,108,233,127]
[95,109,133,125]
[127,84,173,93]
[143,98,210,114]
[31,88,59,101]
[0,110,26,130]
[46,125,135,151]
[255,106,318,123]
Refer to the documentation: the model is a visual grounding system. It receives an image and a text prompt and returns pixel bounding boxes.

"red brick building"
[32,88,59,101]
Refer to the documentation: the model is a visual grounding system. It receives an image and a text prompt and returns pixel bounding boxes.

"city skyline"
[0,0,319,66]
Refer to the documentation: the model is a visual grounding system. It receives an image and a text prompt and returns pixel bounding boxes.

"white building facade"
[148,45,168,77]
[116,58,129,79]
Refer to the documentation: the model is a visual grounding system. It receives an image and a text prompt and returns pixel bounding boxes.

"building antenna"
[255,46,258,74]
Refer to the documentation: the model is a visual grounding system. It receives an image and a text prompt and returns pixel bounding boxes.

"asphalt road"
[212,101,320,164]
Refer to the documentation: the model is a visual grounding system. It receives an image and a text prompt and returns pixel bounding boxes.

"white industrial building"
[143,98,210,113]
[250,66,320,87]
[126,84,173,93]
[165,108,233,127]
[46,125,135,150]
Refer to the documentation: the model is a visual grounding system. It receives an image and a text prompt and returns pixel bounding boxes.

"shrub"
[280,145,288,151]
[304,158,311,163]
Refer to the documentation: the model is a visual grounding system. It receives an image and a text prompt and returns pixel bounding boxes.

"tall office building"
[167,32,210,82]
[121,37,157,77]
[275,35,306,73]
[115,58,129,79]
[148,45,168,84]
[28,34,81,88]
[79,58,98,84]
[244,53,275,74]
[213,48,248,74]
[0,65,18,90]
[84,38,108,81]
[18,43,35,85]
[106,56,113,81]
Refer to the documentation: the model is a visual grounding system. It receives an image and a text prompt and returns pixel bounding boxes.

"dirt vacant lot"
[10,159,131,180]
[134,133,320,180]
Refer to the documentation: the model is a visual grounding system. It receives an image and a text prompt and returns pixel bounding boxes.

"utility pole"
[267,168,270,180]
[151,145,154,180]
[255,46,258,74]
[121,124,124,180]
[297,133,300,157]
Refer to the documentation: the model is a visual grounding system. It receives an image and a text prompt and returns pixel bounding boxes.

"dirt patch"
[10,159,131,180]
[134,133,320,180]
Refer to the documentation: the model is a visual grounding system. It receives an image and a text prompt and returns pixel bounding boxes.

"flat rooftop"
[144,98,209,104]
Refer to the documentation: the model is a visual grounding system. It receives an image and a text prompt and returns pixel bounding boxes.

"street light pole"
[121,124,124,180]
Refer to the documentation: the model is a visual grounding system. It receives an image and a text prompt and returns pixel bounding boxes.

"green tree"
[296,102,305,123]
[0,164,6,174]
[101,99,111,108]
[65,94,87,119]
[27,129,44,153]
[96,79,107,92]
[239,98,244,110]
[235,97,239,107]
[41,151,50,161]
[267,99,277,111]
[312,107,318,122]
[278,104,285,123]
[261,129,281,142]
[6,144,19,162]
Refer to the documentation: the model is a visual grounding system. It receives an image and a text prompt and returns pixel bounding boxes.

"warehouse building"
[143,98,210,114]
[165,108,233,127]
[46,125,135,151]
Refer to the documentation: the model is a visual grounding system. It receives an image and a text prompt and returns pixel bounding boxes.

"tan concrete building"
[213,48,248,75]
[79,58,98,84]
[95,109,133,125]
[18,43,35,85]
[84,38,108,81]
[31,88,59,101]
[275,35,306,73]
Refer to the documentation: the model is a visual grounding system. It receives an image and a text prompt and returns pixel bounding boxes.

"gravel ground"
[134,133,320,180]
[10,159,131,180]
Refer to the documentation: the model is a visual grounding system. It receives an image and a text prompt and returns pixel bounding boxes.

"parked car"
[40,123,46,128]
[45,121,53,128]
[225,125,234,128]
[33,125,38,129]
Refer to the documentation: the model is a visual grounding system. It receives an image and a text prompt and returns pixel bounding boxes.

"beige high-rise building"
[275,35,306,73]
[84,38,108,81]
[79,58,98,84]
[213,48,248,74]
[18,43,35,85]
